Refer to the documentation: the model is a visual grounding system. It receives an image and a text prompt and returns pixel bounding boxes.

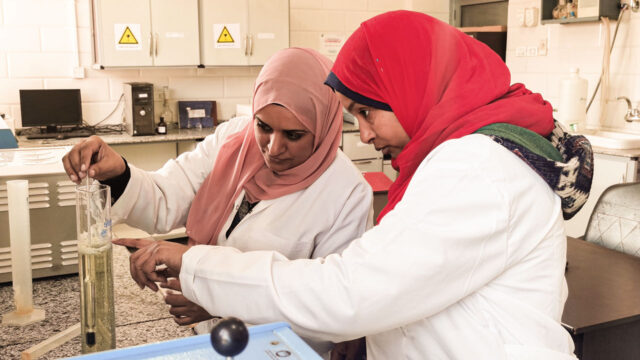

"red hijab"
[186,48,342,245]
[329,11,554,222]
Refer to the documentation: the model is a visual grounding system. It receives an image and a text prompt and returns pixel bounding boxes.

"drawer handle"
[356,160,373,165]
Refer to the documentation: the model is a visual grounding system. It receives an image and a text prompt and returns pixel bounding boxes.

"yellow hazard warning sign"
[213,24,240,49]
[114,24,142,50]
[217,26,234,43]
[119,26,138,44]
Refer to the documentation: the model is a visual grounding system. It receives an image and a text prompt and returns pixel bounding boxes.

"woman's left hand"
[160,278,214,325]
[112,238,189,292]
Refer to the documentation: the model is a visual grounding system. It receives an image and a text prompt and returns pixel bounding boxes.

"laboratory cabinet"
[91,0,200,67]
[564,152,639,238]
[342,131,382,173]
[199,0,289,66]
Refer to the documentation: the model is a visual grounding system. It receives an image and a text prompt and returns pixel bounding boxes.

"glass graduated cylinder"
[76,183,116,353]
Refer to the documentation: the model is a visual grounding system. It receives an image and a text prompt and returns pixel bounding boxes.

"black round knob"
[210,317,249,357]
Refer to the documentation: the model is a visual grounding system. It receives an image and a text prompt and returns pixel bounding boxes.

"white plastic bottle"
[557,67,588,132]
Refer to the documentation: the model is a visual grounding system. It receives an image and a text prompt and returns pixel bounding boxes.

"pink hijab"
[185,48,343,245]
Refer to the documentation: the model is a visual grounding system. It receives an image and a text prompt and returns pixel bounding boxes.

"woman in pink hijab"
[63,48,373,355]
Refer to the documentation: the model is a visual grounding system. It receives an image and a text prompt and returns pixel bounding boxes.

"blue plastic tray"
[65,322,322,359]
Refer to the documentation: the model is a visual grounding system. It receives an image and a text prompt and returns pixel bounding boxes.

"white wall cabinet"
[92,0,200,67]
[199,0,289,66]
[564,153,639,238]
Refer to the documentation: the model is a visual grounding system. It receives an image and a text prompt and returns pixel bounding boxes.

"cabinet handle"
[249,34,254,56]
[244,35,249,56]
[154,33,158,57]
[149,34,153,57]
[356,160,373,165]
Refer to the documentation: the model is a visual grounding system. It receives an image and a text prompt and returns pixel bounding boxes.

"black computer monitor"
[19,89,83,131]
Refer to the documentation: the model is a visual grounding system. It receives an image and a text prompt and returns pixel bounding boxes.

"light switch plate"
[516,46,527,57]
[526,46,538,57]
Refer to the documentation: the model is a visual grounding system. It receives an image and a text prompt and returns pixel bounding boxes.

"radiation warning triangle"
[217,26,234,43]
[118,26,138,45]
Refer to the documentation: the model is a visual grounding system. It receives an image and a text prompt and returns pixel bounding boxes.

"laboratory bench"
[15,128,215,172]
[0,237,193,360]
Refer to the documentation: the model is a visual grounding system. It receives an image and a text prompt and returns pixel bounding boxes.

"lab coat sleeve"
[180,142,521,343]
[111,117,250,234]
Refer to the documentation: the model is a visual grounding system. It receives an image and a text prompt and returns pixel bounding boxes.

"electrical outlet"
[526,46,538,57]
[516,46,527,57]
[72,67,85,79]
[538,39,548,56]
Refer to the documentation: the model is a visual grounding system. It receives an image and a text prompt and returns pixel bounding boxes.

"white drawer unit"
[342,132,381,161]
[383,159,398,181]
[352,158,382,173]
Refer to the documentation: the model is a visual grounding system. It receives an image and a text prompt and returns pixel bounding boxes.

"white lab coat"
[110,117,374,355]
[179,134,577,359]
[112,116,373,260]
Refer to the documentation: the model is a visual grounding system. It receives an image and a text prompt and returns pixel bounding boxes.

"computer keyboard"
[26,130,94,140]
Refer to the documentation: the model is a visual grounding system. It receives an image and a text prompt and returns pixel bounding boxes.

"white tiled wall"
[0,0,448,128]
[506,0,640,133]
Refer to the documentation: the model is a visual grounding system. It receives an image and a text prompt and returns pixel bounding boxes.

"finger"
[168,305,190,317]
[164,294,191,307]
[135,245,160,291]
[130,244,158,291]
[113,237,153,249]
[173,315,196,326]
[79,138,101,177]
[61,154,80,184]
[159,278,182,292]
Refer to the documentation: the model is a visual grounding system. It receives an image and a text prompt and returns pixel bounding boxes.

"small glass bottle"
[157,116,167,135]
[160,86,175,129]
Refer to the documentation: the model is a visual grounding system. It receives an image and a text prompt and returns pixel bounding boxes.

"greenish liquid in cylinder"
[79,240,116,353]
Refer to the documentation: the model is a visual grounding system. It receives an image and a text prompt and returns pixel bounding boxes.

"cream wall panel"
[290,0,322,9]
[322,0,367,11]
[218,98,253,120]
[40,27,76,52]
[3,0,73,26]
[81,101,126,125]
[224,77,255,98]
[290,9,345,32]
[8,53,74,78]
[44,78,110,102]
[0,27,40,52]
[0,55,7,78]
[168,77,224,99]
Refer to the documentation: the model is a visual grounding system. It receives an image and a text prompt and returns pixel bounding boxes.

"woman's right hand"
[62,135,126,183]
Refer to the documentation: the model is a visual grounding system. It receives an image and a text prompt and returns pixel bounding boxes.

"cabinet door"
[150,0,200,66]
[200,0,249,66]
[247,0,289,65]
[564,154,637,238]
[93,0,153,67]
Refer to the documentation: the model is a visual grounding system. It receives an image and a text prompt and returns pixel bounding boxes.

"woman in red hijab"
[122,11,591,359]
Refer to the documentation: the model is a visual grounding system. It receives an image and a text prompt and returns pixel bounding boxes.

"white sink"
[581,130,640,150]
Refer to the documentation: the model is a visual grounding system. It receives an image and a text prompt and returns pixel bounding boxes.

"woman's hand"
[62,135,125,184]
[112,238,188,292]
[160,278,214,325]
